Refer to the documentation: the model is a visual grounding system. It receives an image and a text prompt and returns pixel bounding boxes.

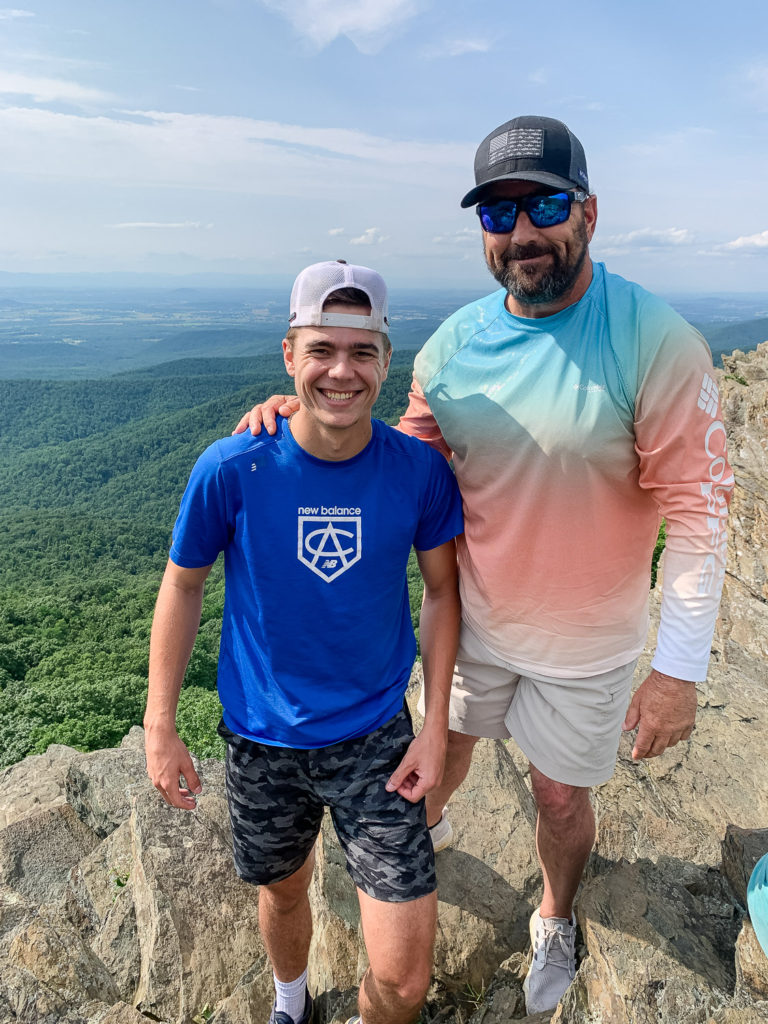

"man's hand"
[622,669,697,761]
[145,723,202,810]
[232,395,300,436]
[385,726,447,803]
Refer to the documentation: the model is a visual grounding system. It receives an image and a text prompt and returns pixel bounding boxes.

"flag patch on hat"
[488,128,544,166]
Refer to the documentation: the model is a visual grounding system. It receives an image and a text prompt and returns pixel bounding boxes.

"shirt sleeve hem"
[649,652,706,683]
[169,547,217,570]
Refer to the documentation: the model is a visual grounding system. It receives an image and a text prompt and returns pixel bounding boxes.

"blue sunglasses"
[477,191,589,234]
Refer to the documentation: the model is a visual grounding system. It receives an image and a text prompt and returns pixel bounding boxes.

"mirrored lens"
[528,193,571,227]
[478,201,518,234]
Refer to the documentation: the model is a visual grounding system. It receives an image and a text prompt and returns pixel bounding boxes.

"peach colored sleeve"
[397,376,453,461]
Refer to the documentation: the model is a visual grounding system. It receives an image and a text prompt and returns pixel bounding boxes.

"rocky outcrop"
[1,345,767,1023]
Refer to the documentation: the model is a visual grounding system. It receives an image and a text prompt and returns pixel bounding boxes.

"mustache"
[501,243,556,261]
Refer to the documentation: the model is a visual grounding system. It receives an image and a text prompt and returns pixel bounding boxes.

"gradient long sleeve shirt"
[399,262,732,681]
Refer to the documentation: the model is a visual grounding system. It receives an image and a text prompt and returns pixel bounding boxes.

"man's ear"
[583,194,598,243]
[282,338,296,377]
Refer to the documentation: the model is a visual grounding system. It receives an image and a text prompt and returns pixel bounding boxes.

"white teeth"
[323,391,355,401]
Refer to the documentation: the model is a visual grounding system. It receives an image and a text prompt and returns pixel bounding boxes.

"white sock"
[274,968,308,1022]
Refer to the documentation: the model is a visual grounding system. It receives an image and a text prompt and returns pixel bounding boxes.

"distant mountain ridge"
[693,316,768,364]
[1,287,766,379]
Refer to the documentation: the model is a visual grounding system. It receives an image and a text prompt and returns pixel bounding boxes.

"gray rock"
[465,953,528,1023]
[7,904,120,1008]
[130,784,269,1024]
[65,745,151,840]
[735,918,768,1003]
[63,821,140,1003]
[0,742,80,830]
[556,858,736,1023]
[721,825,768,906]
[0,803,99,904]
[431,737,539,991]
[706,1008,768,1023]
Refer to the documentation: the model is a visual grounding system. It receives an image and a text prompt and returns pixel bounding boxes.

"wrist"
[650,669,697,686]
[143,711,178,734]
[418,715,448,738]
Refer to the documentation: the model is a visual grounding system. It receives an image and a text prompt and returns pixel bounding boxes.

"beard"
[486,217,589,306]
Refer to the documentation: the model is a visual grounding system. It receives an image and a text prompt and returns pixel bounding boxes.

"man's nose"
[328,355,354,377]
[507,209,540,242]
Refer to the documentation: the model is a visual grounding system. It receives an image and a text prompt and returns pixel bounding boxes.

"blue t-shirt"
[170,417,463,748]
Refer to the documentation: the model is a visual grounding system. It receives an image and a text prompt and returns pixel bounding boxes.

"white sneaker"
[523,907,576,1013]
[428,808,453,852]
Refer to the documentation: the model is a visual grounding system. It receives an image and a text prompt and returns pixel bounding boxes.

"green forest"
[0,353,421,768]
[0,344,672,772]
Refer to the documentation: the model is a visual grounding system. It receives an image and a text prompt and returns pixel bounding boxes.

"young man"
[144,260,462,1024]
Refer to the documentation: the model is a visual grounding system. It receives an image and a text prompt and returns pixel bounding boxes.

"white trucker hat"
[288,259,389,334]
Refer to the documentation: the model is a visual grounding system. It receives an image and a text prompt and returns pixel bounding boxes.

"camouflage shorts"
[218,706,436,902]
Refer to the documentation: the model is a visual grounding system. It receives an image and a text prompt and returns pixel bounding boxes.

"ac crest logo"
[298,515,361,582]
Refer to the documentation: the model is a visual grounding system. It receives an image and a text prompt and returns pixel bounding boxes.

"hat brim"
[460,170,583,208]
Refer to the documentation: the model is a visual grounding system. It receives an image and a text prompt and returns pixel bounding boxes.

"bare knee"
[530,764,590,825]
[365,964,431,1015]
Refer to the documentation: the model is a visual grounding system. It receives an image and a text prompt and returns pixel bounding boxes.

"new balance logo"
[298,515,362,582]
[697,374,719,418]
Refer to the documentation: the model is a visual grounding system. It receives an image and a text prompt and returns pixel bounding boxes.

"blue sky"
[1,0,767,292]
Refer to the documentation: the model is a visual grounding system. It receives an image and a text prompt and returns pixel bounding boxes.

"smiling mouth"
[320,389,358,402]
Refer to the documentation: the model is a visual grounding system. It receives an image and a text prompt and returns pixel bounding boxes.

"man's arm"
[623,325,733,761]
[386,538,460,802]
[397,377,452,459]
[145,558,213,809]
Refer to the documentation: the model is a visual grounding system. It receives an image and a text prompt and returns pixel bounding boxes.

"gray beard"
[488,228,589,306]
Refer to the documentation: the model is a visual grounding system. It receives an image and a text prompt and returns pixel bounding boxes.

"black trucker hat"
[460,115,590,208]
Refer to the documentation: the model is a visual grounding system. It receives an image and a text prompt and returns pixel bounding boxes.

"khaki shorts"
[425,622,637,788]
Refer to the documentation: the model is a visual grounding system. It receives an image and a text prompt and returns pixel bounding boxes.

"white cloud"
[328,227,345,236]
[0,71,111,104]
[109,221,212,230]
[349,227,387,245]
[432,227,477,247]
[599,227,695,252]
[0,9,34,19]
[4,50,109,71]
[724,230,768,252]
[423,37,491,58]
[0,107,469,196]
[258,0,422,52]
[529,68,548,85]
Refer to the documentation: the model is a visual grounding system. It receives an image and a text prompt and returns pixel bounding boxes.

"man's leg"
[424,729,478,828]
[356,888,437,1024]
[529,764,594,919]
[258,850,316,981]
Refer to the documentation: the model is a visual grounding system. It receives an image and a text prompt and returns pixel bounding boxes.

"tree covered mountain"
[0,356,417,769]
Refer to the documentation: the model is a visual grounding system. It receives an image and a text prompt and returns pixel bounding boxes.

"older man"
[239,116,732,1014]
